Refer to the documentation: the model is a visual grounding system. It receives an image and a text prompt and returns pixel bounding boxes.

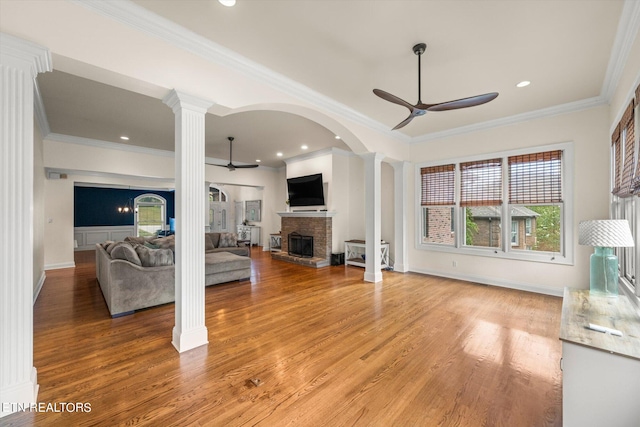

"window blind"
[616,100,636,197]
[460,158,502,206]
[612,124,622,195]
[420,164,455,206]
[508,150,563,203]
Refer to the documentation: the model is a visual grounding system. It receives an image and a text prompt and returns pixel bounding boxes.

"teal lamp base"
[590,246,618,297]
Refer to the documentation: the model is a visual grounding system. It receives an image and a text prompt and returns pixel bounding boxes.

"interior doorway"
[209,186,230,232]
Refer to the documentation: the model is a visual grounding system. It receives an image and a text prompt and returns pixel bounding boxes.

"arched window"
[209,187,228,202]
[135,194,166,237]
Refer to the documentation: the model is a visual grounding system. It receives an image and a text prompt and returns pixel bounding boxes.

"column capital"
[0,32,52,76]
[162,89,214,114]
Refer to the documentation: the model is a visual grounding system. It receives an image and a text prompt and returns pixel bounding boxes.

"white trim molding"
[409,267,564,297]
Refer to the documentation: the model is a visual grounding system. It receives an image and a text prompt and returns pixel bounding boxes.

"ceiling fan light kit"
[206,136,259,171]
[374,43,499,130]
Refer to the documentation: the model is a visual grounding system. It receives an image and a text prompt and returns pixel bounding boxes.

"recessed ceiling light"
[218,0,236,6]
[335,135,341,139]
[277,152,283,157]
[516,81,531,88]
[120,136,129,141]
[301,145,308,150]
[256,159,261,163]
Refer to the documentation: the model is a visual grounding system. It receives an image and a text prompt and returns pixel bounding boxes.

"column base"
[172,326,209,353]
[364,271,383,283]
[0,367,38,418]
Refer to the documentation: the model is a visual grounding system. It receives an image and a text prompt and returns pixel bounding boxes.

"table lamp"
[578,219,635,297]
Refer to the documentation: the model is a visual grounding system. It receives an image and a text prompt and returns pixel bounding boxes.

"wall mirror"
[245,200,261,222]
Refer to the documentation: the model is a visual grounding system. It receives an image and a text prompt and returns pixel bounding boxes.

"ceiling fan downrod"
[414,43,426,105]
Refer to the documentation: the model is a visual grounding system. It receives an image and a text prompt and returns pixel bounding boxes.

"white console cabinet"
[559,288,640,427]
[237,225,260,246]
[344,240,389,268]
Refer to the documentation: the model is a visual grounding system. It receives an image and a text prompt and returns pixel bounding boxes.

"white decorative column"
[163,90,214,353]
[392,161,410,272]
[362,152,385,283]
[0,33,51,417]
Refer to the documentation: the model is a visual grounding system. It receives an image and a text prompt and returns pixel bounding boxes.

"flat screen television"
[287,173,325,207]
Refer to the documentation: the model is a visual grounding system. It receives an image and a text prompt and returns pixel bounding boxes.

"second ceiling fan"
[373,43,499,130]
[207,136,259,171]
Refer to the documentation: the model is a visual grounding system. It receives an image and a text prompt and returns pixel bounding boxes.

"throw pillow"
[124,236,147,245]
[218,232,237,248]
[102,240,114,249]
[151,235,175,249]
[135,245,174,267]
[204,235,215,251]
[144,242,160,249]
[110,242,142,266]
[208,233,220,248]
[105,241,118,254]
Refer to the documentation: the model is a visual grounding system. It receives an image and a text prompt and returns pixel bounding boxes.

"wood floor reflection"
[5,248,563,426]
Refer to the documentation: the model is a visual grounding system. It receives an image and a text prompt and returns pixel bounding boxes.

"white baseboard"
[44,262,75,271]
[33,272,46,304]
[408,267,564,297]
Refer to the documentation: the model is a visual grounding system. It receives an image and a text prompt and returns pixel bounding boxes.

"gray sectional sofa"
[96,232,251,317]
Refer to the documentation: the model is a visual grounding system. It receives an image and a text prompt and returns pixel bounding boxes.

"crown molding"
[0,32,52,76]
[72,0,402,143]
[600,0,640,102]
[412,96,607,144]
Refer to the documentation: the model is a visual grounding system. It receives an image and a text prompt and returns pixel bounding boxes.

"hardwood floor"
[4,248,563,426]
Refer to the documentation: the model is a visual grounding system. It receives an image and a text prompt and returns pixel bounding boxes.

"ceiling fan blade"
[206,162,230,168]
[234,164,259,168]
[392,114,418,130]
[373,89,414,111]
[427,92,499,112]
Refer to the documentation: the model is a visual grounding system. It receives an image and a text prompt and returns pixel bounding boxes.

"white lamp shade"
[578,220,635,247]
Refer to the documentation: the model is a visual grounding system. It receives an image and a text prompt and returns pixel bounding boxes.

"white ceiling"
[25,0,631,168]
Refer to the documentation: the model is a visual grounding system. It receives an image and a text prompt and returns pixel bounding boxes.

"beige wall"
[407,106,611,295]
[381,161,395,262]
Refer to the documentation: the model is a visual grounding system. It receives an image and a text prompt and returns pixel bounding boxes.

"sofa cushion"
[135,245,174,267]
[110,242,142,266]
[205,234,215,251]
[205,252,251,274]
[218,232,237,248]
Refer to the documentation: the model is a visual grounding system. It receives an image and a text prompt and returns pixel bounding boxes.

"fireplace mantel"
[277,211,337,218]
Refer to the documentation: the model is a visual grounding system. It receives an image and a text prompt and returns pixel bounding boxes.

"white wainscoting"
[74,226,135,250]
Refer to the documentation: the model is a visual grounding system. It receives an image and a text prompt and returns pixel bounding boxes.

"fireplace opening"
[288,232,314,258]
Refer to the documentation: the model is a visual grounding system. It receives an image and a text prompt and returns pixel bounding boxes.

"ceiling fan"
[373,43,499,130]
[206,136,259,171]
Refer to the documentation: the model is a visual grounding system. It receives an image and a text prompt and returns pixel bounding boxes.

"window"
[460,159,502,249]
[508,150,563,254]
[209,187,227,202]
[612,85,639,299]
[416,143,573,264]
[135,194,166,237]
[420,165,455,245]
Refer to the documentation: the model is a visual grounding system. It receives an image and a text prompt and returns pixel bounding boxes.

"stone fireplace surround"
[272,211,336,268]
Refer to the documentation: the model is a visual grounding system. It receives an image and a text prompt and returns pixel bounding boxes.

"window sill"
[416,242,573,265]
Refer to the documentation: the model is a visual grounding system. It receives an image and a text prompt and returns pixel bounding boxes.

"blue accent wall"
[74,187,175,227]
